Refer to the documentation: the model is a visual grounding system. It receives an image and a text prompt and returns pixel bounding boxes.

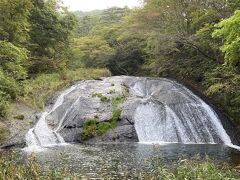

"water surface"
[19,143,240,178]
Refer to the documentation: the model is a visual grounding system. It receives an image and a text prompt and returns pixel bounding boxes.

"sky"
[62,0,142,12]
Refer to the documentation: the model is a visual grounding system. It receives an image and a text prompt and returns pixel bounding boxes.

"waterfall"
[23,76,238,152]
[24,85,79,151]
[132,78,233,146]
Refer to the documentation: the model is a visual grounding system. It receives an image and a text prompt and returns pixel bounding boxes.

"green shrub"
[97,122,112,136]
[0,125,9,142]
[0,70,19,100]
[205,66,240,123]
[81,119,97,140]
[0,91,10,118]
[0,41,27,80]
[80,109,122,140]
[23,73,64,109]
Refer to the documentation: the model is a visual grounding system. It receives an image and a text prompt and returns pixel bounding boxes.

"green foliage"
[205,66,240,123]
[75,15,100,37]
[0,91,10,119]
[80,108,122,140]
[0,70,19,100]
[0,0,78,118]
[0,153,79,179]
[0,124,9,142]
[22,68,110,110]
[0,153,239,179]
[146,158,240,179]
[0,0,31,43]
[92,93,110,102]
[111,96,125,108]
[108,41,146,75]
[0,41,27,117]
[72,36,115,68]
[110,109,122,128]
[28,0,77,73]
[212,10,240,67]
[81,119,97,140]
[74,7,129,38]
[97,122,112,136]
[0,41,28,80]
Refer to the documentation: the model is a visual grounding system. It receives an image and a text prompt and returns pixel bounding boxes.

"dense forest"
[0,0,240,140]
[71,0,240,125]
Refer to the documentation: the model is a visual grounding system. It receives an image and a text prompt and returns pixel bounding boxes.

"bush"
[80,119,97,140]
[205,66,240,123]
[0,70,19,100]
[0,91,10,118]
[0,41,27,80]
[80,109,122,140]
[0,124,9,142]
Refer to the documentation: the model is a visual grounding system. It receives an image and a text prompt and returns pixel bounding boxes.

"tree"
[0,0,31,44]
[72,36,115,68]
[107,36,146,75]
[212,10,240,68]
[28,0,77,73]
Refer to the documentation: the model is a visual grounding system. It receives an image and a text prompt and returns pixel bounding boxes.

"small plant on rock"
[97,122,112,136]
[80,119,97,140]
[92,93,110,102]
[111,95,125,108]
[111,109,122,128]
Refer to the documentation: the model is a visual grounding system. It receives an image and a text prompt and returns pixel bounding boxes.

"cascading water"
[24,76,239,152]
[132,78,233,146]
[24,85,80,151]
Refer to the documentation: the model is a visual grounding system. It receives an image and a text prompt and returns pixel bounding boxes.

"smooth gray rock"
[22,76,240,146]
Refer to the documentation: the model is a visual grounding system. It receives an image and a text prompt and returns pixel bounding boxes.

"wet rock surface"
[42,76,239,145]
[5,76,236,149]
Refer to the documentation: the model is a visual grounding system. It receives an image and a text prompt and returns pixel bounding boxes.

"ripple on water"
[12,143,240,178]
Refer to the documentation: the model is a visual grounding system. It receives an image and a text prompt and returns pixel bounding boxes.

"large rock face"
[42,76,238,145]
[2,76,240,150]
[46,76,141,143]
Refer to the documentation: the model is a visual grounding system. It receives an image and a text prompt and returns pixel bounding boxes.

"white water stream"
[24,85,79,151]
[24,77,239,152]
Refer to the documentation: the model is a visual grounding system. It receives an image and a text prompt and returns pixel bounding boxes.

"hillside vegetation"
[71,0,240,124]
[0,0,240,140]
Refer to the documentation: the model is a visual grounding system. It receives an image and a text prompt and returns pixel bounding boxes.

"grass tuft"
[80,119,97,141]
[111,95,125,108]
[92,93,110,102]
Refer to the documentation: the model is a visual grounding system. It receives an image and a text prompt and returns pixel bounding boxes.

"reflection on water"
[19,143,240,178]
